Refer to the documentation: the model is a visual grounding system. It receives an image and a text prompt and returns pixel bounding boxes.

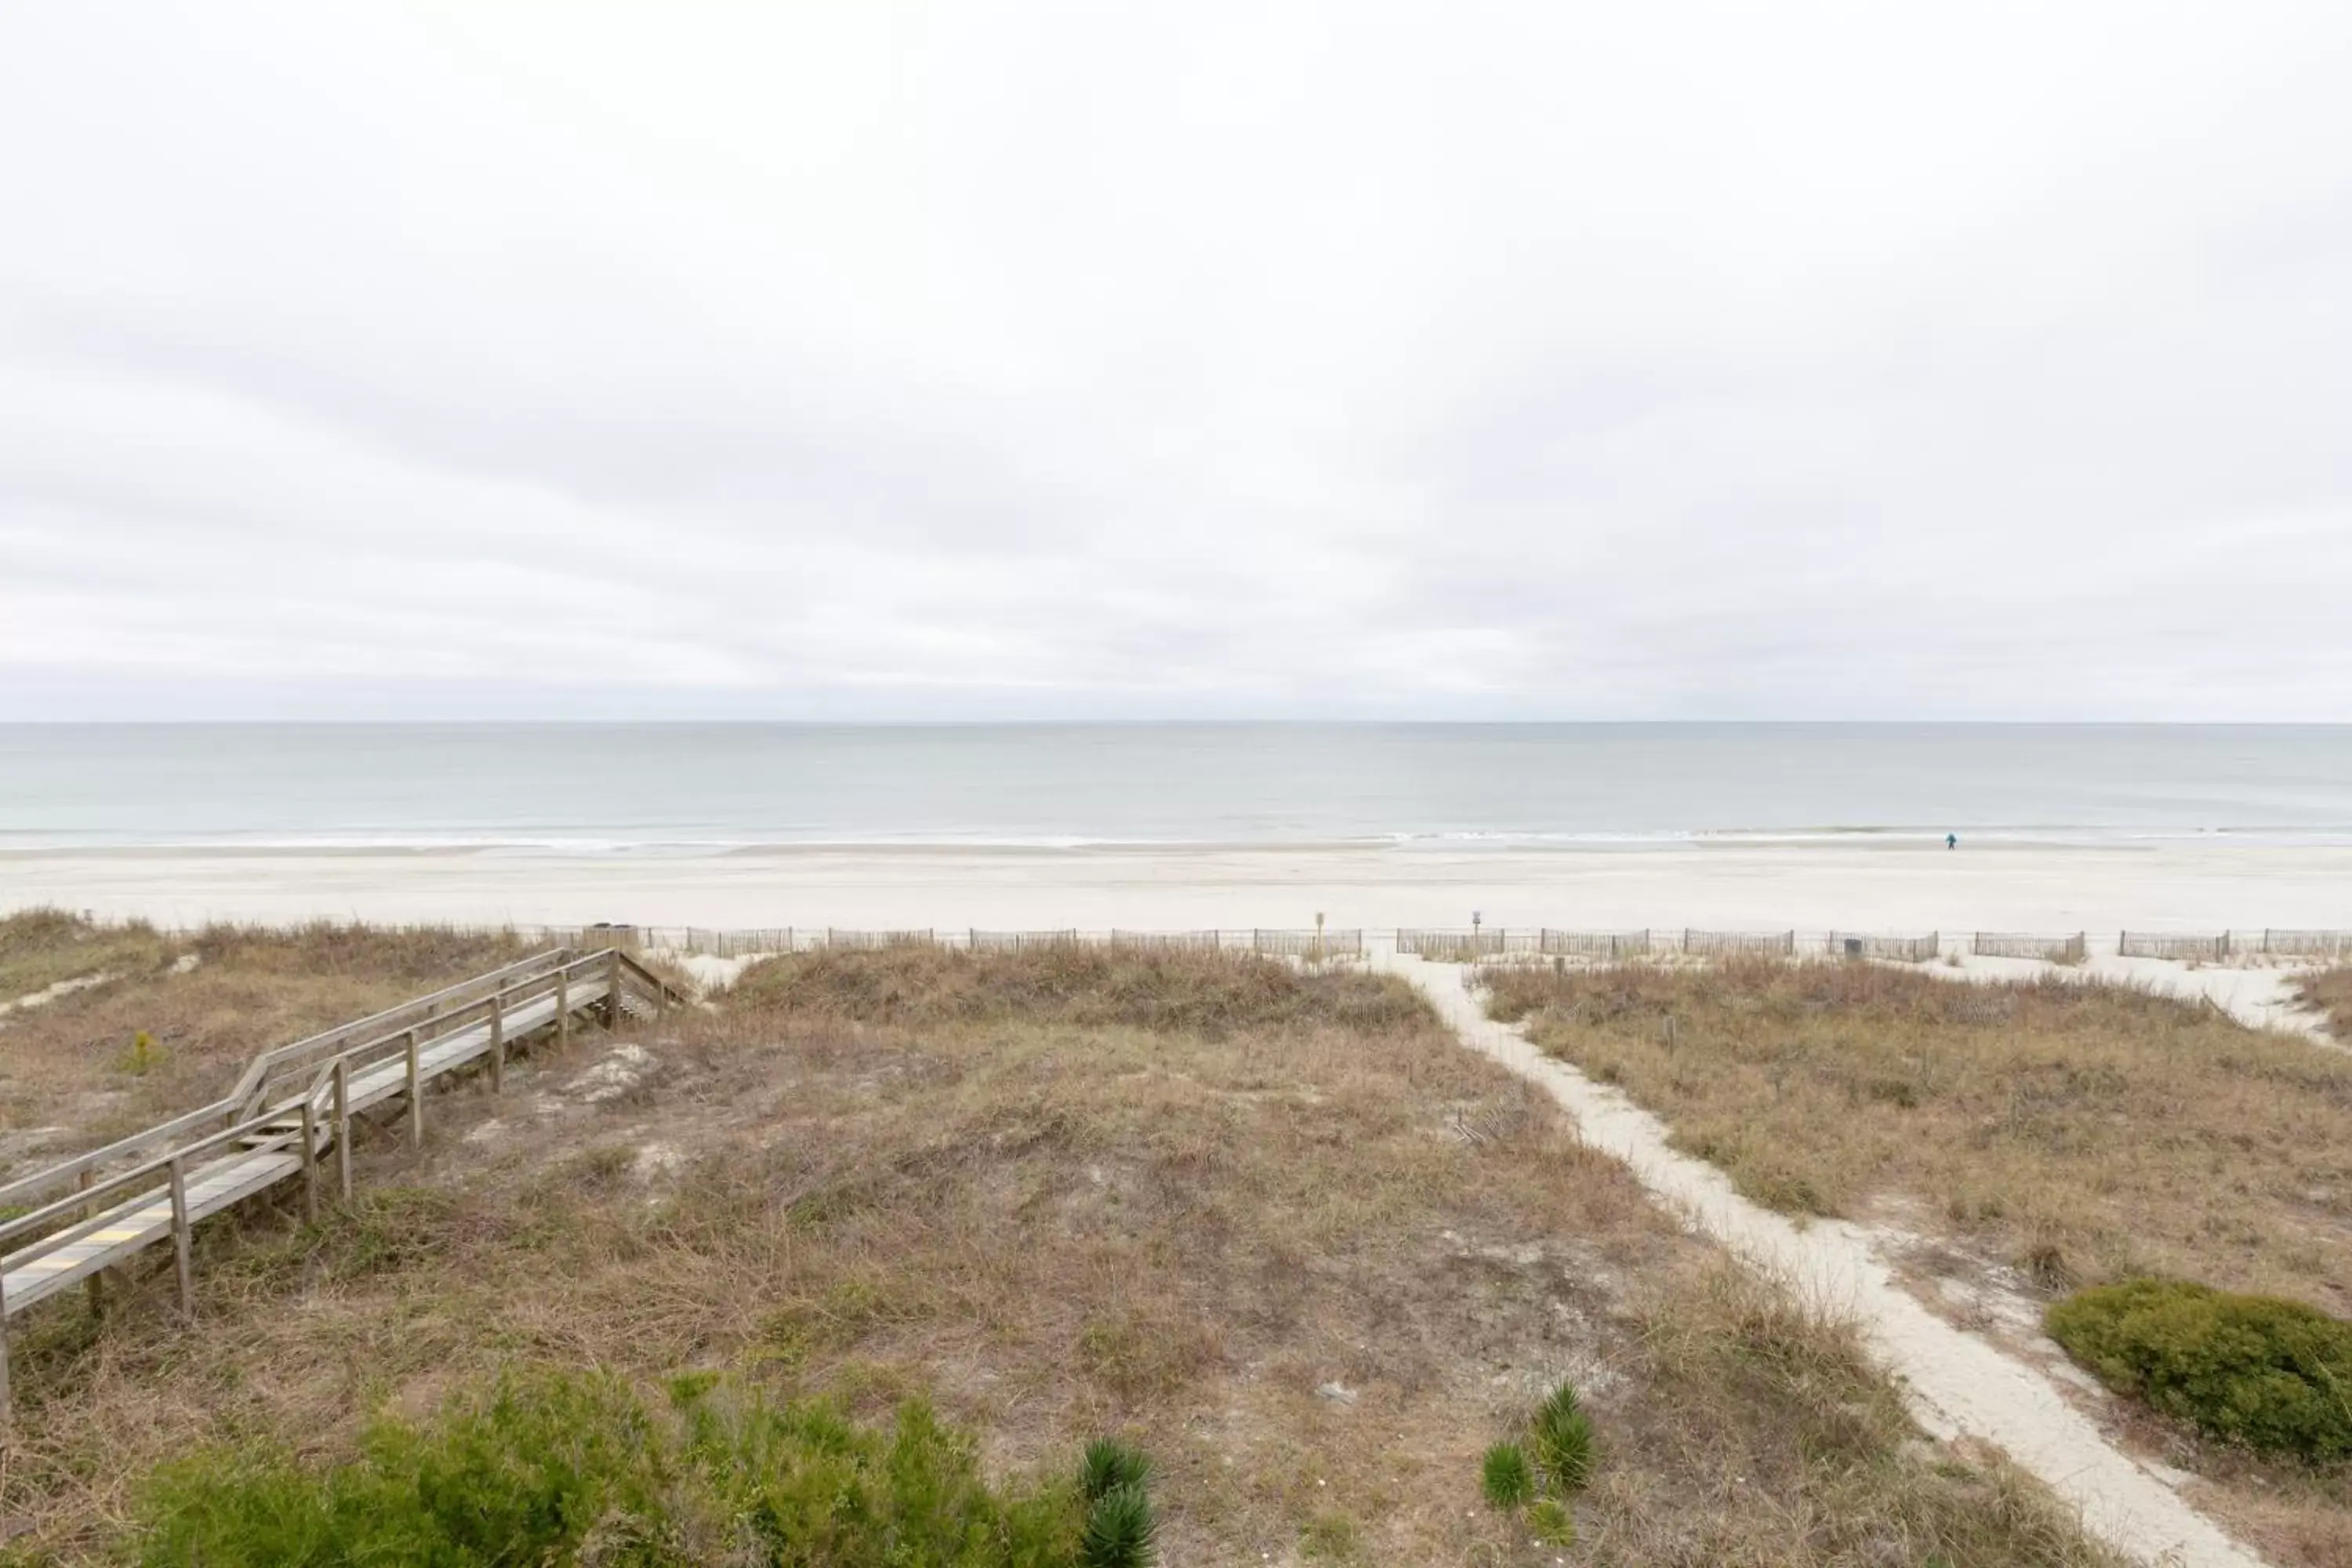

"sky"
[3,2,2350,722]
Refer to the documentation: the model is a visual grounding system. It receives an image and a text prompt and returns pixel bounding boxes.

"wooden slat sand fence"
[1971,932,2089,962]
[2118,931,2230,962]
[0,947,682,1420]
[1396,929,1521,960]
[1249,928,1363,959]
[2254,930,2352,959]
[1537,930,1653,959]
[1682,929,1797,956]
[822,928,939,950]
[663,927,796,957]
[968,929,1083,952]
[1106,931,1227,952]
[1827,932,1942,962]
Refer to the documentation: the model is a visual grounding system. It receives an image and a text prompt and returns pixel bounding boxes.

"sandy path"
[1385,951,2265,1568]
[0,970,117,1018]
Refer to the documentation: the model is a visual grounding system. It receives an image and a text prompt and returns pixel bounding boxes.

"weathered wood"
[228,950,564,1116]
[488,988,506,1094]
[168,1156,194,1319]
[5,949,636,1349]
[1,1253,13,1425]
[557,968,570,1048]
[0,1097,241,1213]
[334,1058,353,1201]
[299,1101,319,1225]
[405,1029,423,1146]
[80,1167,103,1317]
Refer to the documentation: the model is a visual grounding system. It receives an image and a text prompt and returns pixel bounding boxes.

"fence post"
[169,1154,194,1319]
[334,1058,353,1201]
[80,1167,103,1317]
[0,1260,10,1426]
[488,988,505,1094]
[557,967,570,1050]
[606,950,622,1029]
[405,1029,423,1147]
[299,1098,319,1225]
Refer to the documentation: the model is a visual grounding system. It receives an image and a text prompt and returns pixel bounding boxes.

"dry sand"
[6,839,2350,931]
[1390,953,2266,1568]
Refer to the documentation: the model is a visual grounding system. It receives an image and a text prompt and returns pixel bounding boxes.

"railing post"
[334,1058,353,1201]
[557,967,570,1049]
[606,949,622,1031]
[299,1099,319,1225]
[405,1029,423,1147]
[168,1154,194,1319]
[80,1166,104,1317]
[488,987,506,1094]
[1,1256,13,1427]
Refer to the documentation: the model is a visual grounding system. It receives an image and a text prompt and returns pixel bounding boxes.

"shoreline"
[4,840,2347,931]
[3,833,2341,860]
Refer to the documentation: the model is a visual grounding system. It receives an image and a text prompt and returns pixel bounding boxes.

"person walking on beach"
[1947,832,1958,851]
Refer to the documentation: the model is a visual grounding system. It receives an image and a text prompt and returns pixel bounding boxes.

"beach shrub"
[121,1029,159,1075]
[1080,1437,1152,1501]
[136,1370,1131,1566]
[1076,1437,1158,1568]
[1079,1481,1157,1568]
[2045,1278,2352,1460]
[1526,1497,1577,1547]
[1480,1441,1534,1508]
[1530,1380,1596,1492]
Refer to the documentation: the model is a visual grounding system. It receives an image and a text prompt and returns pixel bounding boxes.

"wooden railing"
[0,948,682,1419]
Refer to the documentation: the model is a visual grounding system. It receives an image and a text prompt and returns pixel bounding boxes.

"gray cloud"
[3,0,2349,720]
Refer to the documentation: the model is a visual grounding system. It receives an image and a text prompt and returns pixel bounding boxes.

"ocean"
[4,723,2351,852]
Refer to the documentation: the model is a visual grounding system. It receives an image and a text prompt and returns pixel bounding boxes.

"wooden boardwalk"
[0,946,681,1417]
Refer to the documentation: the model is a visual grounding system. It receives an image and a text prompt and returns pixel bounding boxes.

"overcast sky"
[3,3,2349,721]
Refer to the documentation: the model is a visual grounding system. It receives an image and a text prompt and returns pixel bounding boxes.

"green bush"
[1530,1381,1595,1492]
[138,1370,1152,1566]
[1479,1441,1534,1508]
[2046,1277,2352,1460]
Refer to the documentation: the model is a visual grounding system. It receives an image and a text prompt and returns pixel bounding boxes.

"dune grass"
[0,909,177,1008]
[1483,957,2352,1308]
[1,944,2115,1565]
[1483,956,2352,1566]
[2298,966,2352,1040]
[0,913,534,1171]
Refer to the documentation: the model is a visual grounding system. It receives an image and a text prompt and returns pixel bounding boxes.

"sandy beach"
[5,839,2347,932]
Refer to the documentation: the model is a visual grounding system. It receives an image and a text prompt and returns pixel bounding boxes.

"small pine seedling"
[1526,1497,1576,1547]
[1481,1442,1534,1509]
[1080,1437,1152,1501]
[1081,1482,1159,1568]
[1530,1380,1596,1493]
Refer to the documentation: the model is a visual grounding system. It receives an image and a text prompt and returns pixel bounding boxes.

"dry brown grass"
[1484,956,2352,1566]
[0,914,534,1176]
[2299,967,2352,1041]
[2,946,2115,1565]
[0,909,176,1009]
